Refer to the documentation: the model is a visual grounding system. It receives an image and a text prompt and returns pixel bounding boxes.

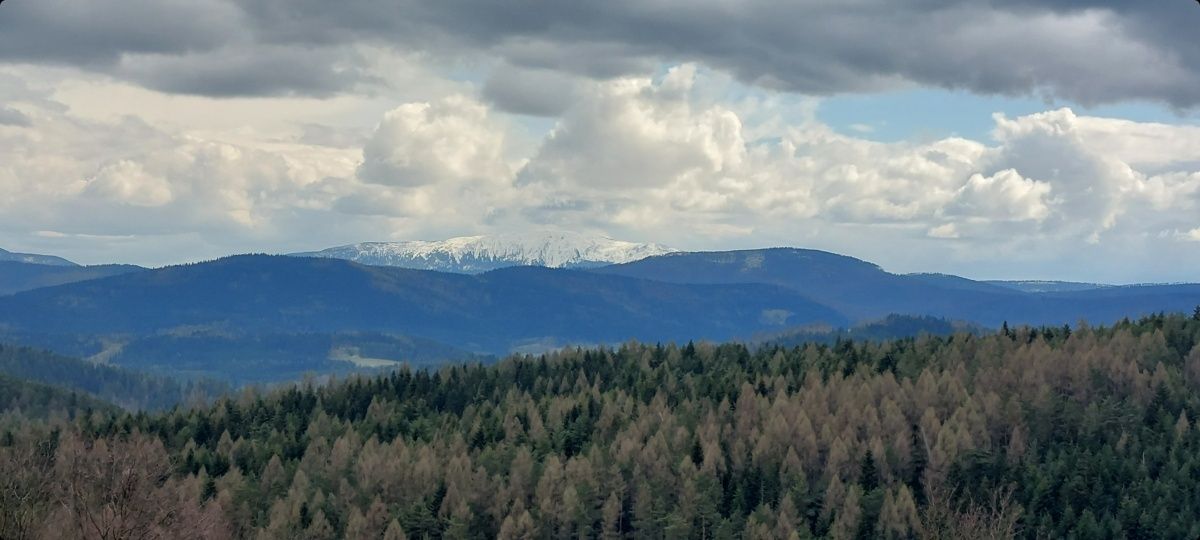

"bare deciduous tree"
[0,432,56,540]
[918,485,1022,540]
[50,432,231,540]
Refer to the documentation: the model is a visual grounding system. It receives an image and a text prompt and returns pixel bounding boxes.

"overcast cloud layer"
[0,1,1198,282]
[3,0,1200,106]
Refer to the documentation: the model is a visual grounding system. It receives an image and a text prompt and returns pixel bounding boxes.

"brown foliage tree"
[51,432,230,540]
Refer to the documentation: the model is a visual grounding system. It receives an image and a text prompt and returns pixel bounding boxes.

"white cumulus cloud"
[945,170,1053,223]
[358,95,513,189]
[3,64,1200,282]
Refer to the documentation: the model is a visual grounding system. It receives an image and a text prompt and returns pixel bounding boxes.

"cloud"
[0,90,359,246]
[117,45,368,98]
[501,70,1200,280]
[502,69,1200,257]
[297,124,367,149]
[945,170,1053,223]
[517,65,746,192]
[357,95,513,188]
[481,64,580,117]
[2,0,1200,106]
[84,160,174,207]
[0,0,241,66]
[983,108,1200,244]
[927,223,959,239]
[3,64,1200,281]
[0,106,31,127]
[0,0,370,98]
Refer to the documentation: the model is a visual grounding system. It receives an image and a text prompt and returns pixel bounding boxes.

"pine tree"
[601,492,623,540]
[382,519,408,540]
[304,510,335,540]
[829,485,862,540]
[344,508,370,540]
[497,510,536,540]
[859,451,879,491]
[876,486,919,539]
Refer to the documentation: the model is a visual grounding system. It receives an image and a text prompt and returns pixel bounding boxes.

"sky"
[0,0,1199,283]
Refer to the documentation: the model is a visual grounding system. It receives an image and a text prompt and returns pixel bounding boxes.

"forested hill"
[0,260,145,295]
[0,344,226,410]
[0,255,846,353]
[0,373,116,419]
[596,248,1200,326]
[4,311,1200,538]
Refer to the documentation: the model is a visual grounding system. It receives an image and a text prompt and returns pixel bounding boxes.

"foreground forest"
[4,311,1200,539]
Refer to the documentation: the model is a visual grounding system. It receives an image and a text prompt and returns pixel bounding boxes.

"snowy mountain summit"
[290,232,677,273]
[0,247,77,267]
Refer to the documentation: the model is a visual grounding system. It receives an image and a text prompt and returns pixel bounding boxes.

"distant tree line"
[0,373,114,421]
[0,344,226,411]
[4,311,1200,538]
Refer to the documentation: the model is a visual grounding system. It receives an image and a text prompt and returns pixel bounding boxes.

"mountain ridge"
[0,247,77,267]
[290,232,677,273]
[595,248,1200,327]
[1,247,1198,383]
[0,261,146,296]
[0,254,846,356]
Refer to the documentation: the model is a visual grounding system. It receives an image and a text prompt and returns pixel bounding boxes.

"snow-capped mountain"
[985,280,1111,293]
[0,247,77,267]
[290,232,678,273]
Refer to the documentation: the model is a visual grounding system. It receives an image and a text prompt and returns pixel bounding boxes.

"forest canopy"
[3,311,1200,539]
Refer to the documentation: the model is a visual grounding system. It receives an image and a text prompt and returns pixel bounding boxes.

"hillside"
[0,344,225,410]
[753,314,986,348]
[0,247,76,267]
[0,255,846,357]
[0,261,146,295]
[9,331,484,385]
[0,373,116,418]
[0,250,1197,385]
[4,312,1200,538]
[596,249,1200,326]
[595,249,1019,321]
[986,280,1111,293]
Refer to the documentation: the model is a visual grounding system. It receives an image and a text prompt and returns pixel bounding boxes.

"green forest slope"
[4,311,1200,538]
[0,344,227,410]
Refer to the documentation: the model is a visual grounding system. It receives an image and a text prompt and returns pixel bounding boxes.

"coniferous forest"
[5,311,1200,539]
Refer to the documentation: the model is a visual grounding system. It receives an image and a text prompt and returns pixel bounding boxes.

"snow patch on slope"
[292,232,677,273]
[0,247,77,267]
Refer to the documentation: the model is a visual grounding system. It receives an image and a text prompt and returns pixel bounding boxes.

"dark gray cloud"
[0,0,367,97]
[0,107,31,127]
[0,0,240,65]
[2,0,1199,106]
[481,65,579,117]
[117,46,367,98]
